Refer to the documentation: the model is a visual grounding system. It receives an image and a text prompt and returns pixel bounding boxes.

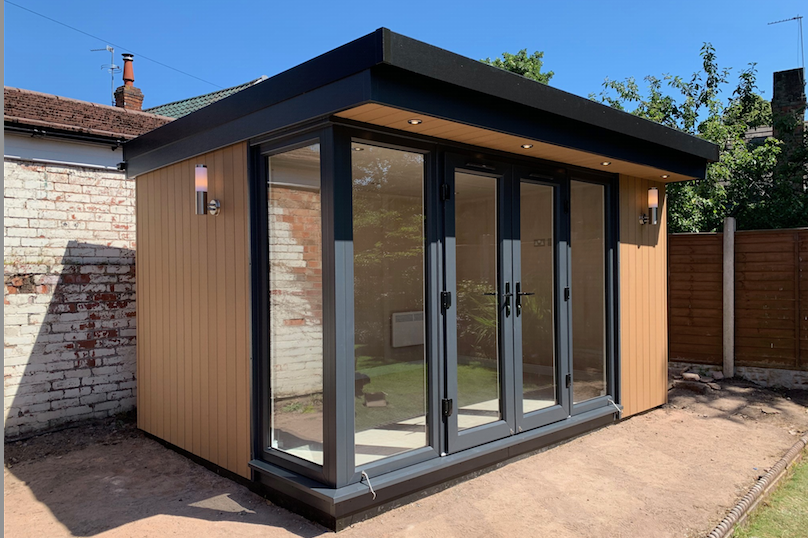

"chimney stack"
[772,68,806,139]
[114,54,144,111]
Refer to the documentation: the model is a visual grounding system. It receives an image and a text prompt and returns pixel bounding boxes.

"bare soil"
[5,379,808,538]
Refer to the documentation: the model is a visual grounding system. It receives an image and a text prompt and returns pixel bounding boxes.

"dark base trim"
[251,405,618,531]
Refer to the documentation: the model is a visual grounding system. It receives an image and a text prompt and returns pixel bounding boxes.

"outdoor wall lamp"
[195,165,220,216]
[640,186,659,225]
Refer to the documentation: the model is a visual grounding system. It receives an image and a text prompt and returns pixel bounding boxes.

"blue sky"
[4,0,806,110]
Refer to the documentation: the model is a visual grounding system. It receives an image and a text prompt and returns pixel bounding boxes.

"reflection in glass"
[520,181,557,413]
[455,172,501,430]
[268,143,324,464]
[570,180,607,403]
[352,143,427,466]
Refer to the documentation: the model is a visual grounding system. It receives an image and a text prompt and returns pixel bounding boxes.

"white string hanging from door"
[360,471,377,499]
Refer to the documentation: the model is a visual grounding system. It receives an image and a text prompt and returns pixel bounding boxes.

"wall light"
[640,186,659,225]
[195,164,220,216]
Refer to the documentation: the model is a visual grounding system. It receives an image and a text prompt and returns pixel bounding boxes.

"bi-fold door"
[442,154,570,454]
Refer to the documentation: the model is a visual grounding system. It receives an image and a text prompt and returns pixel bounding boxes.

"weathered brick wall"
[4,159,137,438]
[268,184,323,398]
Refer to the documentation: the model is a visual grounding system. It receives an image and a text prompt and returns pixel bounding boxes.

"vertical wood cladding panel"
[619,176,668,417]
[136,142,251,478]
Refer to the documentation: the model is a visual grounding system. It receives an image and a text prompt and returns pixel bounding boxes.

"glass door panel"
[454,172,501,431]
[444,157,514,454]
[512,175,569,433]
[518,182,557,413]
[570,180,607,404]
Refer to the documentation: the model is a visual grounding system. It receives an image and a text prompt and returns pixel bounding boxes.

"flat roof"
[125,28,718,178]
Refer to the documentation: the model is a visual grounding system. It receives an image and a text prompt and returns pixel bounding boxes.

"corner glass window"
[352,142,427,466]
[267,143,324,465]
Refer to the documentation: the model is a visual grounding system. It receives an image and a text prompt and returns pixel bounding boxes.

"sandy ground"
[5,380,808,538]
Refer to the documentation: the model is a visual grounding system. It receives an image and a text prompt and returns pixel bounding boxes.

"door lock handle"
[515,283,535,316]
[503,282,512,317]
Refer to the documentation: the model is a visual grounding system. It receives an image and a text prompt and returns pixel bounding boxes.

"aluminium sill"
[250,403,619,507]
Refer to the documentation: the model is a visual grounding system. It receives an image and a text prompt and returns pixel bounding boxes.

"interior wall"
[135,142,251,478]
[618,175,668,417]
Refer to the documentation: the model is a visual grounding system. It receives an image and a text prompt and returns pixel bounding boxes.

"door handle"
[515,282,535,317]
[503,282,513,317]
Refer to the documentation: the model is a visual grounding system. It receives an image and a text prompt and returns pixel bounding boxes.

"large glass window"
[267,143,324,465]
[352,142,427,466]
[570,180,607,403]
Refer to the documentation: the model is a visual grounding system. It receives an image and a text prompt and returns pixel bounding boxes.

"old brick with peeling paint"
[4,160,137,438]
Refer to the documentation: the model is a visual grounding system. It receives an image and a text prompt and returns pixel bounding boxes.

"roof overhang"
[124,28,718,179]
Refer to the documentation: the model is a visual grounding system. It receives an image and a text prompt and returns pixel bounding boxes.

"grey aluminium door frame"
[511,165,571,433]
[443,153,516,454]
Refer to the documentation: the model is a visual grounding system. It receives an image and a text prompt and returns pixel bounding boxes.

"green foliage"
[591,44,806,232]
[482,49,554,85]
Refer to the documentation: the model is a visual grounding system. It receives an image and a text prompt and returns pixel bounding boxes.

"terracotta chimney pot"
[122,53,135,86]
[114,53,144,111]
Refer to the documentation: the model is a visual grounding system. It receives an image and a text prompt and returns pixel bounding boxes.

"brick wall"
[4,159,137,438]
[268,184,323,398]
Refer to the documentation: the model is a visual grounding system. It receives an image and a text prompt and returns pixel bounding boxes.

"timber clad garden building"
[125,29,718,529]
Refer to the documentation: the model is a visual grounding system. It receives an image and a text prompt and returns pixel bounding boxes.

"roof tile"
[144,77,267,119]
[4,87,173,139]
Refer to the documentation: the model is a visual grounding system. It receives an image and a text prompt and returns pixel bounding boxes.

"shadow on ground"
[666,377,808,430]
[4,413,327,538]
[3,237,323,537]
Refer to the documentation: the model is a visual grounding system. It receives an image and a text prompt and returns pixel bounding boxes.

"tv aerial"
[91,45,121,105]
[768,16,805,69]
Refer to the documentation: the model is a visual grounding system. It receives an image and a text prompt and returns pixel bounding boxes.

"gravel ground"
[4,380,808,537]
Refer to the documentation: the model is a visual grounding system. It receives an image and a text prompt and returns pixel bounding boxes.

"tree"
[591,44,806,232]
[482,50,554,85]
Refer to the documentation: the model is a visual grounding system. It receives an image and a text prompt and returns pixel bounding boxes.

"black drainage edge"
[706,433,808,538]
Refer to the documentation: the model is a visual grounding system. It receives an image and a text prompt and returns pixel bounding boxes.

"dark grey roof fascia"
[125,29,385,162]
[125,27,718,174]
[382,31,718,162]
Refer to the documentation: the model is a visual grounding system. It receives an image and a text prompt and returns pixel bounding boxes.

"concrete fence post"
[723,217,736,378]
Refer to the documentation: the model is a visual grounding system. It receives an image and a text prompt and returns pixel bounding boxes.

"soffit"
[335,103,693,183]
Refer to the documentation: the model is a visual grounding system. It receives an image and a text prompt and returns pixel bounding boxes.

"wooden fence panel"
[668,234,723,364]
[669,228,806,372]
[799,231,807,369]
[734,231,802,369]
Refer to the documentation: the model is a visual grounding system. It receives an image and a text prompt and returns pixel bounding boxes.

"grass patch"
[733,451,808,538]
[355,355,427,432]
[354,355,542,432]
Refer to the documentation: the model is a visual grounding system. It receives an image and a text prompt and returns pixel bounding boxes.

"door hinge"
[565,374,572,388]
[440,183,451,201]
[441,291,452,311]
[564,287,571,301]
[442,398,453,417]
